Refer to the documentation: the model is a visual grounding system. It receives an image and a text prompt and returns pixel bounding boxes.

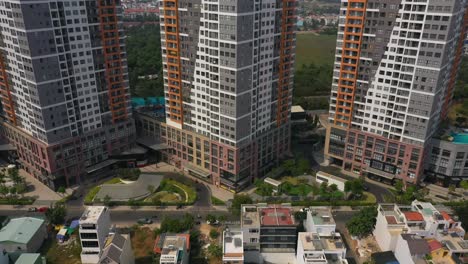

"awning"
[365,167,395,179]
[184,163,210,178]
[136,136,171,151]
[0,143,16,151]
[85,159,117,174]
[264,177,282,187]
[436,175,445,179]
[451,177,461,181]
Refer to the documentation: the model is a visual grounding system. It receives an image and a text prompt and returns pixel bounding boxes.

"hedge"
[0,197,35,205]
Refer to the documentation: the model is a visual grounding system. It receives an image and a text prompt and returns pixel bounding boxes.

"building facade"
[153,0,296,191]
[324,0,468,185]
[424,137,468,186]
[0,0,135,189]
[79,206,111,264]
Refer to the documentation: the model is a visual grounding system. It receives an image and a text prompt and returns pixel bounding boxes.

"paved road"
[0,205,234,226]
[194,182,211,207]
[331,172,393,203]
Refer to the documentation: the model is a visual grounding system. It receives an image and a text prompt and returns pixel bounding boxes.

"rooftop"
[100,233,129,264]
[14,253,41,264]
[161,234,189,257]
[291,105,305,113]
[80,206,107,224]
[241,204,295,228]
[298,232,345,252]
[223,230,243,259]
[260,207,294,226]
[309,207,335,225]
[0,217,45,244]
[401,234,430,256]
[403,211,424,222]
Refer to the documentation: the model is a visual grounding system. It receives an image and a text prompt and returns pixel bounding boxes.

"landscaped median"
[84,174,197,206]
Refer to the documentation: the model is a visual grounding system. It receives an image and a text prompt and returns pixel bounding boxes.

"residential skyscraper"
[325,0,468,185]
[151,0,296,191]
[0,0,135,189]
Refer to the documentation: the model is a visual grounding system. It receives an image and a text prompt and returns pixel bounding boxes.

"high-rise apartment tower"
[0,0,135,189]
[325,0,468,184]
[156,0,296,191]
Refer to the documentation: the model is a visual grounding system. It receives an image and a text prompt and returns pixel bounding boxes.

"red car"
[38,207,48,213]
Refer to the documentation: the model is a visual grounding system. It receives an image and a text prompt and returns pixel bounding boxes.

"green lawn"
[295,34,337,70]
[84,186,101,204]
[283,184,315,196]
[211,196,226,205]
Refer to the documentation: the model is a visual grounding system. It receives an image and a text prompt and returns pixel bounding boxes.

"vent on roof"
[225,237,233,243]
[322,216,330,222]
[305,236,311,242]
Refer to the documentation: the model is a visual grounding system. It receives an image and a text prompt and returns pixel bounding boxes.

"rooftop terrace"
[223,230,243,260]
[299,232,345,252]
[241,204,295,228]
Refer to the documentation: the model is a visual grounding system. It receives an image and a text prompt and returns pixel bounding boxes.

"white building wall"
[394,236,415,264]
[373,212,396,252]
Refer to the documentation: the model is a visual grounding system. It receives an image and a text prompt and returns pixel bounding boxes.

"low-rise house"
[374,201,468,263]
[99,233,134,264]
[0,217,47,254]
[304,207,336,236]
[222,229,244,264]
[394,234,430,264]
[241,204,297,253]
[155,233,190,264]
[296,232,347,264]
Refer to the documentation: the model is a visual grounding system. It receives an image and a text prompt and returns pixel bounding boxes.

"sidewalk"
[0,204,229,212]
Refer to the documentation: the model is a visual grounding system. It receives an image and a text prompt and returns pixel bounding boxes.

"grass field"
[295,33,337,69]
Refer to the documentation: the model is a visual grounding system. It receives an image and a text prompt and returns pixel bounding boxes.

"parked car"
[363,184,369,191]
[207,220,220,226]
[176,204,184,209]
[38,207,48,213]
[137,218,153,225]
[27,207,37,212]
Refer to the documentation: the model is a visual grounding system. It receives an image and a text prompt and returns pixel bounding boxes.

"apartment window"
[456,152,465,159]
[438,167,447,174]
[82,241,98,248]
[440,158,449,167]
[442,150,451,157]
[454,160,463,168]
[80,233,97,239]
[432,147,440,155]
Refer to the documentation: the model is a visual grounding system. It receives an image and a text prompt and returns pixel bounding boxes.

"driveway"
[95,174,163,201]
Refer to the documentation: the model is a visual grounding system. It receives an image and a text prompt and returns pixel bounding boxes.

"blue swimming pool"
[451,133,468,144]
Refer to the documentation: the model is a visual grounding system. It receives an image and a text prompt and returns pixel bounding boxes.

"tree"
[460,180,468,190]
[394,179,404,194]
[0,186,8,197]
[103,195,112,206]
[206,214,217,223]
[152,196,162,206]
[209,229,219,239]
[207,244,222,258]
[346,207,377,238]
[448,184,456,193]
[45,203,67,225]
[118,168,141,181]
[345,179,364,198]
[230,194,253,215]
[9,186,16,196]
[127,198,139,207]
[57,186,66,194]
[454,203,468,230]
[147,184,155,194]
